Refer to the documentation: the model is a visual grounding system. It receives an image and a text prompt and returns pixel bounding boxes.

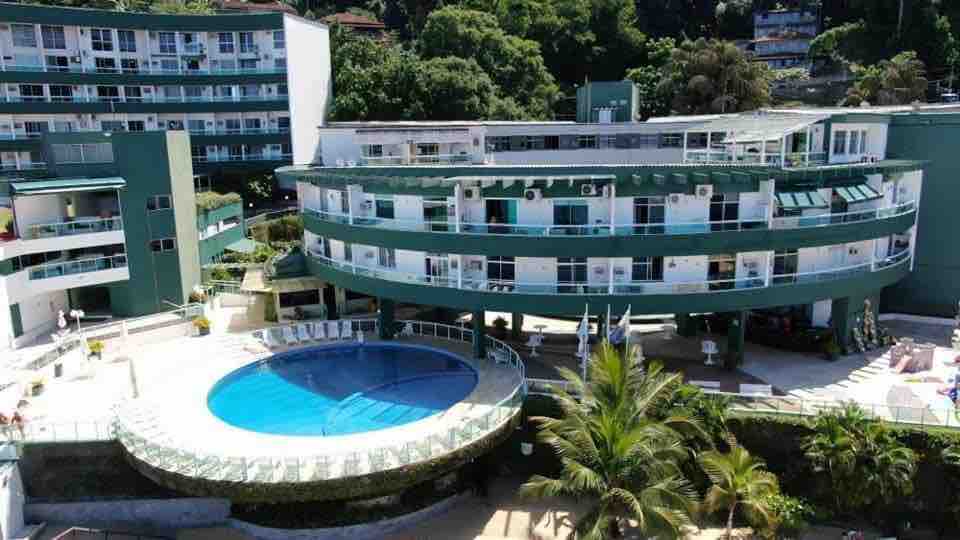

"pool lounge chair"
[326,320,340,340]
[400,322,415,338]
[282,326,300,346]
[310,321,326,341]
[260,328,282,348]
[341,320,354,340]
[296,323,313,342]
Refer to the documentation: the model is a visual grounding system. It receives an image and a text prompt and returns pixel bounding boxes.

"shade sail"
[10,177,125,195]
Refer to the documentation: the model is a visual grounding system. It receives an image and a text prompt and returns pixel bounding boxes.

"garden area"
[516,342,960,539]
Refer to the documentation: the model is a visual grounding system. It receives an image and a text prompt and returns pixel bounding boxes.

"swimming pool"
[207,343,478,436]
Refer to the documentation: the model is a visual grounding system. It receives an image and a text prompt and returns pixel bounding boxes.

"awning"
[775,190,829,209]
[10,177,126,195]
[224,238,263,254]
[687,112,831,142]
[835,184,882,204]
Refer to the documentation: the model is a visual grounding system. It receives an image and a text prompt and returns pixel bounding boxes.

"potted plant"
[29,377,44,397]
[188,290,208,304]
[88,340,104,360]
[492,316,508,339]
[193,316,211,336]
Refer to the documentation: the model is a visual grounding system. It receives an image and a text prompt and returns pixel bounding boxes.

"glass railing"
[25,217,123,240]
[113,319,525,482]
[27,254,128,280]
[2,95,286,104]
[357,154,478,166]
[1,64,286,75]
[304,200,915,238]
[684,150,829,168]
[0,162,46,171]
[311,250,912,296]
[194,153,291,163]
[189,127,290,136]
[771,200,915,229]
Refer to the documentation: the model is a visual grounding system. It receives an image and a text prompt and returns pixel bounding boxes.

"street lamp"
[69,309,84,334]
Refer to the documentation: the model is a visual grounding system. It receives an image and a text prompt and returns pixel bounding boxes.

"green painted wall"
[197,202,245,265]
[306,254,911,317]
[576,81,637,123]
[304,208,916,258]
[41,130,199,316]
[884,113,960,316]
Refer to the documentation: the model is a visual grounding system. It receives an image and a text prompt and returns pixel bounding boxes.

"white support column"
[871,238,878,271]
[765,251,773,287]
[805,125,812,165]
[779,136,787,167]
[457,254,463,289]
[760,138,766,165]
[453,183,461,233]
[346,188,354,225]
[607,258,614,294]
[682,131,688,162]
[608,182,616,235]
[706,131,712,160]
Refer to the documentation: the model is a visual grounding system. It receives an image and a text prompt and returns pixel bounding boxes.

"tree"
[843,51,928,106]
[699,444,780,540]
[659,38,772,114]
[625,37,676,119]
[418,7,559,119]
[408,56,500,120]
[520,343,702,539]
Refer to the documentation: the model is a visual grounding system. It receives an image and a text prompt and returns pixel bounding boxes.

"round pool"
[207,343,478,436]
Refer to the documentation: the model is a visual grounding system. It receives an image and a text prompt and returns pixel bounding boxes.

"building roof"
[684,111,830,142]
[215,0,297,14]
[324,12,386,29]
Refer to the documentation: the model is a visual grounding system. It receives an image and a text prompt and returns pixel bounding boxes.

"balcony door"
[425,253,450,285]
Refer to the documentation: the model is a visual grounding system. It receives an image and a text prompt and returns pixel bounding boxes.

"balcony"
[193,153,292,164]
[0,64,286,75]
[189,127,290,136]
[27,254,127,280]
[302,200,917,258]
[0,162,46,172]
[306,250,913,315]
[356,154,483,166]
[25,216,122,239]
[2,95,287,104]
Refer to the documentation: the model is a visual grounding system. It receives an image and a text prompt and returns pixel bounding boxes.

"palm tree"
[519,342,703,539]
[699,443,780,540]
[801,404,862,511]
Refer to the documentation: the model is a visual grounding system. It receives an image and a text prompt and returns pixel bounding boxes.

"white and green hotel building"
[279,108,931,363]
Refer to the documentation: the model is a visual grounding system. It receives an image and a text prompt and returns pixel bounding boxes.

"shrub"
[188,290,207,303]
[87,340,104,354]
[209,266,234,282]
[195,191,241,211]
[763,493,813,539]
[492,316,508,339]
[192,316,211,331]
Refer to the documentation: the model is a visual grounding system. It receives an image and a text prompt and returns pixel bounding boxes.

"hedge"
[196,192,242,212]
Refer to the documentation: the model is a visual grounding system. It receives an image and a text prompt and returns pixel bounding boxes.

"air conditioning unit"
[463,187,481,200]
[524,188,542,201]
[696,185,714,198]
[580,184,597,196]
[744,261,758,270]
[669,194,682,204]
[593,265,605,275]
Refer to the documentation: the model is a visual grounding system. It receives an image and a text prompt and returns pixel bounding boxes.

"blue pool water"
[207,343,478,436]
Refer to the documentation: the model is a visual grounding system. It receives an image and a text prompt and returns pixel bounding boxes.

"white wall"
[0,463,25,540]
[284,15,331,168]
[829,123,888,163]
[665,194,709,224]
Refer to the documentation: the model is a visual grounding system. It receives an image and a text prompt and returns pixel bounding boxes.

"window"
[40,25,66,49]
[150,238,176,252]
[94,57,117,73]
[557,257,587,293]
[51,143,114,164]
[120,58,139,73]
[598,135,617,148]
[183,86,204,100]
[375,197,395,219]
[239,58,258,70]
[128,120,145,132]
[157,32,177,54]
[708,254,737,290]
[577,135,597,149]
[12,24,37,48]
[123,86,142,102]
[278,117,290,132]
[243,118,262,132]
[224,118,242,133]
[18,85,44,102]
[633,196,665,233]
[277,83,288,96]
[279,290,320,308]
[45,55,69,71]
[49,85,73,102]
[215,85,234,98]
[240,83,260,97]
[634,134,658,148]
[416,143,438,158]
[96,86,121,101]
[53,121,75,133]
[525,136,545,150]
[487,136,510,152]
[218,32,234,54]
[833,130,847,155]
[101,121,125,132]
[848,130,860,155]
[544,135,560,149]
[362,144,383,158]
[239,32,255,53]
[632,256,664,282]
[23,121,48,137]
[90,28,113,51]
[709,193,739,231]
[487,256,515,282]
[773,249,799,284]
[162,86,182,99]
[659,133,682,148]
[158,58,178,73]
[377,247,396,268]
[146,195,172,211]
[188,119,205,133]
[118,29,136,52]
[274,57,286,70]
[273,30,285,49]
[859,129,868,154]
[553,200,588,231]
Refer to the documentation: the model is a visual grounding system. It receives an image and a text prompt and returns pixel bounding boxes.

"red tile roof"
[324,12,386,29]
[216,1,298,15]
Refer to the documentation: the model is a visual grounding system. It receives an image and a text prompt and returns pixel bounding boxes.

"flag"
[577,304,589,381]
[609,305,631,347]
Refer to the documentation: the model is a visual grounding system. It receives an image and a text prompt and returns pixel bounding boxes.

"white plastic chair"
[702,340,718,366]
[400,322,415,338]
[311,321,326,341]
[340,320,354,340]
[525,334,543,358]
[282,326,299,346]
[264,328,283,348]
[326,320,340,340]
[296,323,312,342]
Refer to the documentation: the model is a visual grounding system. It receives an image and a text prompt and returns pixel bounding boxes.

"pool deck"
[115,331,524,482]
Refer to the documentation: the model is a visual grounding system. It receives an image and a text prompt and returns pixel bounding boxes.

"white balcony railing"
[309,249,912,296]
[27,254,128,281]
[0,64,286,75]
[2,95,286,104]
[193,153,292,164]
[25,217,123,240]
[189,127,291,136]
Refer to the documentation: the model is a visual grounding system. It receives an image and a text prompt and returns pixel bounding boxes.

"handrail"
[194,153,291,163]
[0,64,286,76]
[304,199,916,238]
[25,217,123,240]
[113,319,526,481]
[27,254,128,280]
[3,95,287,104]
[309,250,912,296]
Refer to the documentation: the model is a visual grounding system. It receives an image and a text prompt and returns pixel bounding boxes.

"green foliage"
[244,175,275,205]
[801,403,917,518]
[251,215,304,244]
[208,266,234,282]
[195,192,242,212]
[192,315,211,330]
[520,343,703,539]
[761,493,813,539]
[659,38,772,115]
[409,56,501,120]
[87,340,105,354]
[844,51,928,106]
[220,243,276,264]
[149,0,213,14]
[699,445,780,539]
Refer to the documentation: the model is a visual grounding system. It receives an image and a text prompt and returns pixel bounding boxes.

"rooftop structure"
[747,8,820,70]
[0,2,330,188]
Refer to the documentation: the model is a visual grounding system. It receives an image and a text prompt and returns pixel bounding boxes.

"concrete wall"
[285,16,330,168]
[25,498,229,534]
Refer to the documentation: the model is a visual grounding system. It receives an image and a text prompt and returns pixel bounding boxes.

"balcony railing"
[194,153,292,163]
[2,95,286,104]
[0,162,46,171]
[356,154,478,166]
[685,149,829,168]
[189,127,290,136]
[309,249,911,296]
[25,217,123,240]
[0,64,286,75]
[305,200,915,238]
[27,254,128,280]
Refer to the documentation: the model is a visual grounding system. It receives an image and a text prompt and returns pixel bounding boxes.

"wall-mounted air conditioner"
[669,194,682,204]
[463,187,481,200]
[580,184,597,196]
[524,188,541,201]
[696,185,714,198]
